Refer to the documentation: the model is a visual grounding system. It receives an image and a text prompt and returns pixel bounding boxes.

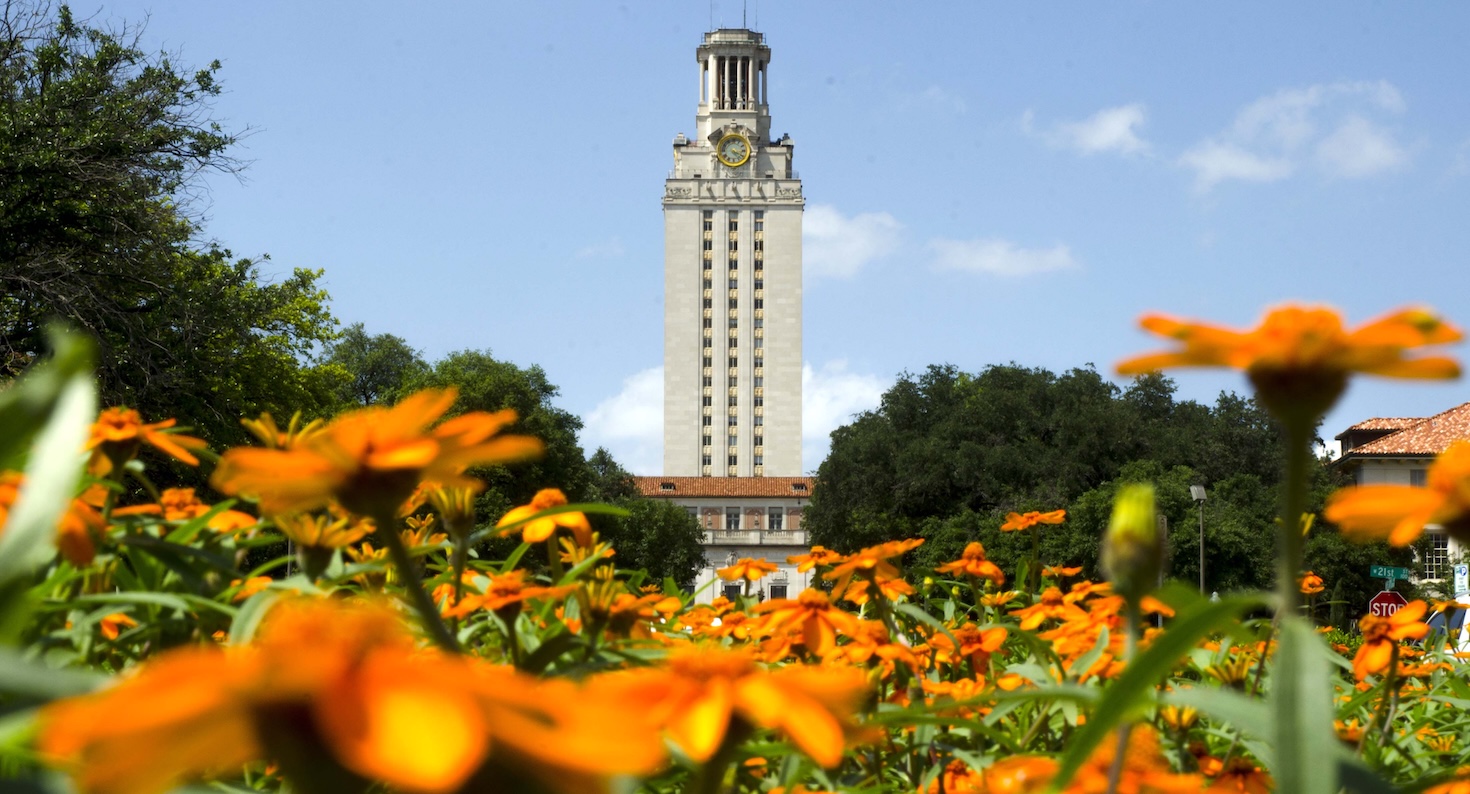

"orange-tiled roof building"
[635,476,817,602]
[1333,401,1470,582]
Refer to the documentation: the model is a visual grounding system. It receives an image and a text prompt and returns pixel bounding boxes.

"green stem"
[1271,419,1315,794]
[374,510,460,654]
[1030,528,1041,596]
[1277,421,1314,619]
[1105,601,1144,794]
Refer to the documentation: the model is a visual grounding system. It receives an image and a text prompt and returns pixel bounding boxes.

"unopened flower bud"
[1102,484,1164,603]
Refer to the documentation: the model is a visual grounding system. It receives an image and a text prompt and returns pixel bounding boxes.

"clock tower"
[662,28,803,478]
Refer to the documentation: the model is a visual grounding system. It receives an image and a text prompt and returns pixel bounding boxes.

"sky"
[88,1,1470,474]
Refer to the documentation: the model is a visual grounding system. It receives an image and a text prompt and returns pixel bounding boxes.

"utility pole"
[1191,485,1207,592]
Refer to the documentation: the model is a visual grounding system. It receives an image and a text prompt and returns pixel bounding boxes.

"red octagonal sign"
[1369,590,1408,618]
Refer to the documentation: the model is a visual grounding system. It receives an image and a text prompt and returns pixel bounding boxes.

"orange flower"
[1202,756,1273,794]
[751,588,864,656]
[1043,565,1084,579]
[1298,571,1325,595]
[788,545,844,572]
[1000,510,1066,532]
[718,556,780,583]
[597,645,869,767]
[1,473,107,566]
[272,508,373,550]
[1010,587,1088,631]
[442,570,575,620]
[935,542,1005,586]
[1353,600,1430,680]
[1325,440,1470,545]
[39,598,665,794]
[1117,305,1461,419]
[212,388,542,518]
[823,538,922,600]
[97,613,137,641]
[498,488,590,546]
[88,408,208,469]
[228,577,274,602]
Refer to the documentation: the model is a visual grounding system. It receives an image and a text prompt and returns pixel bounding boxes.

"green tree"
[406,350,590,521]
[0,3,341,451]
[582,447,705,588]
[323,323,426,407]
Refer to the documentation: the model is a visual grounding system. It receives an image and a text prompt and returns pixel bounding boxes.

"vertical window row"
[727,212,739,475]
[701,210,714,476]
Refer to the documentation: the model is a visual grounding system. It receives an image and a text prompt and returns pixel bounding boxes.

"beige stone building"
[662,28,802,478]
[1333,401,1470,582]
[633,475,816,601]
[647,28,814,602]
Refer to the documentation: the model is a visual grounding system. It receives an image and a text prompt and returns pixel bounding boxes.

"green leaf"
[0,646,105,699]
[1158,686,1273,768]
[0,330,97,585]
[229,587,284,644]
[893,602,960,654]
[1049,593,1266,791]
[1270,616,1337,794]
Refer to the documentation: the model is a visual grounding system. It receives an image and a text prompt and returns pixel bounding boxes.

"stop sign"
[1369,590,1408,617]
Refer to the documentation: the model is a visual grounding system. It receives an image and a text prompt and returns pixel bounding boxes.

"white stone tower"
[663,28,803,478]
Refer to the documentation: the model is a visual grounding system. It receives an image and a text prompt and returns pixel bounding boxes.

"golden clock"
[715,133,751,167]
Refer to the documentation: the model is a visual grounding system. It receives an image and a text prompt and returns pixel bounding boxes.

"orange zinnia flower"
[823,538,922,600]
[272,508,373,550]
[39,598,665,794]
[1010,587,1089,631]
[442,570,575,620]
[97,612,137,641]
[1,472,106,566]
[497,488,590,546]
[597,645,869,768]
[1298,571,1325,595]
[718,557,779,583]
[1353,600,1430,680]
[212,388,542,518]
[1325,440,1470,545]
[934,542,1005,586]
[751,588,864,657]
[1000,509,1066,532]
[1117,304,1461,419]
[88,408,208,470]
[788,546,844,572]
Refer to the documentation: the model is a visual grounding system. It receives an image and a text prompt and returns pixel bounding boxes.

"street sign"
[1368,590,1409,618]
[1455,564,1469,597]
[1370,565,1410,581]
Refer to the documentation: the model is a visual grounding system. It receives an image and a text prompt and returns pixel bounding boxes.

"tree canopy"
[0,2,341,451]
[806,363,1409,622]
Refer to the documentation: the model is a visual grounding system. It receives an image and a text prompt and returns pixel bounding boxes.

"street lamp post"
[1190,485,1207,592]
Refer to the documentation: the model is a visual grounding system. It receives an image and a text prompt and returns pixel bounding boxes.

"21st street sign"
[1368,590,1409,618]
[1370,565,1410,581]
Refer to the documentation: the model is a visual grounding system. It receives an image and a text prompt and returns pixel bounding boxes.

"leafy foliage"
[0,2,342,453]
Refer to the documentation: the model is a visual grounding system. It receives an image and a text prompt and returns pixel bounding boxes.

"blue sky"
[96,1,1470,473]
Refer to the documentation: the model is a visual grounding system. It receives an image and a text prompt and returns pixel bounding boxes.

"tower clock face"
[716,133,751,167]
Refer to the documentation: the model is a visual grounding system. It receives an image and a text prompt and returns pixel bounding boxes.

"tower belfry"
[663,28,803,478]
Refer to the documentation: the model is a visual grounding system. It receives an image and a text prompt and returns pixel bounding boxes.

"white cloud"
[929,238,1078,277]
[802,361,886,473]
[1454,139,1470,176]
[802,204,901,279]
[1177,142,1294,188]
[575,236,625,259]
[582,366,662,475]
[1180,80,1409,190]
[1314,116,1408,178]
[1050,103,1150,155]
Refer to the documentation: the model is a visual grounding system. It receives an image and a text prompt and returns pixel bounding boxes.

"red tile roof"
[634,476,816,498]
[1345,401,1470,457]
[1343,417,1421,432]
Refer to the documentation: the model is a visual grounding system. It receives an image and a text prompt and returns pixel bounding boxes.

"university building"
[633,28,816,601]
[1333,400,1470,583]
